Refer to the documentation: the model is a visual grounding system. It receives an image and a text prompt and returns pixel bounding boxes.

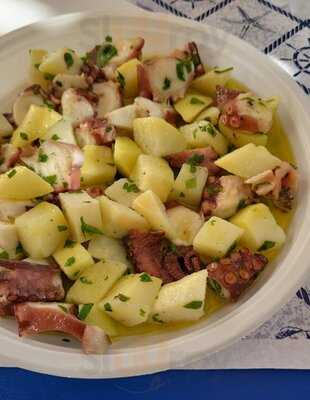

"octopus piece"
[0,199,34,223]
[0,260,64,316]
[93,81,122,118]
[215,85,241,109]
[3,113,17,130]
[86,186,105,198]
[202,175,254,219]
[0,143,20,173]
[134,97,177,122]
[75,118,116,148]
[166,147,221,176]
[219,91,273,134]
[12,85,45,126]
[61,88,95,126]
[21,140,84,192]
[14,302,109,354]
[138,42,203,102]
[245,161,298,211]
[52,74,89,97]
[125,230,203,283]
[207,248,268,301]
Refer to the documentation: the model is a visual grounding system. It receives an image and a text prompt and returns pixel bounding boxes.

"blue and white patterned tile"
[266,24,310,94]
[201,0,299,49]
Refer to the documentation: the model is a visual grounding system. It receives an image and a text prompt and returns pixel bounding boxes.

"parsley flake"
[185,177,197,189]
[64,52,74,68]
[15,243,23,255]
[44,72,55,81]
[38,151,48,162]
[80,217,103,236]
[7,169,16,178]
[214,67,234,74]
[184,300,203,309]
[78,304,93,321]
[208,278,222,296]
[163,77,171,90]
[123,182,139,193]
[0,251,9,259]
[58,305,68,313]
[152,313,164,323]
[117,72,125,89]
[64,256,75,267]
[139,308,146,317]
[51,134,60,141]
[140,273,152,282]
[57,225,68,232]
[115,293,130,302]
[104,303,112,312]
[20,132,28,141]
[80,276,93,285]
[190,97,205,105]
[105,35,113,43]
[186,154,204,173]
[43,175,57,185]
[64,240,76,248]
[97,44,118,67]
[258,241,276,251]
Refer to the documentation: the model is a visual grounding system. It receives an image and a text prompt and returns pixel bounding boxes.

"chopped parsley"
[214,67,234,74]
[123,182,139,193]
[64,256,76,267]
[38,151,48,163]
[104,303,112,312]
[168,242,177,253]
[210,218,216,226]
[190,97,205,105]
[152,313,164,323]
[64,52,74,68]
[206,185,222,196]
[176,58,193,81]
[163,77,171,90]
[0,251,9,259]
[258,240,276,251]
[184,300,203,310]
[105,35,113,43]
[237,199,246,210]
[44,72,55,81]
[80,276,93,285]
[80,217,103,236]
[185,177,197,189]
[179,191,185,198]
[15,243,23,255]
[208,278,222,296]
[78,304,93,320]
[139,308,146,317]
[43,175,57,185]
[57,225,68,232]
[117,72,125,89]
[115,293,130,302]
[51,134,60,141]
[64,240,76,248]
[97,44,118,67]
[43,99,55,110]
[58,305,68,313]
[34,63,40,70]
[7,169,16,178]
[20,132,28,141]
[186,154,204,173]
[140,273,152,282]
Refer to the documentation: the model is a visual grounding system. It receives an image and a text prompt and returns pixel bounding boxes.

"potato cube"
[66,260,127,304]
[53,242,94,280]
[99,195,149,239]
[180,120,228,156]
[106,105,137,132]
[0,199,34,222]
[88,235,132,270]
[170,164,208,207]
[78,303,121,336]
[116,58,141,98]
[133,117,186,157]
[193,216,244,259]
[105,178,140,208]
[230,203,286,251]
[151,269,208,323]
[59,191,103,243]
[132,190,176,240]
[174,91,212,123]
[15,202,69,258]
[45,118,77,145]
[130,155,174,202]
[191,67,233,96]
[0,221,19,259]
[0,114,13,139]
[215,143,281,178]
[167,206,203,246]
[218,120,268,148]
[39,48,82,76]
[29,49,49,89]
[99,273,162,327]
[195,106,220,126]
[114,136,142,177]
[81,145,116,187]
[11,105,62,148]
[0,166,53,200]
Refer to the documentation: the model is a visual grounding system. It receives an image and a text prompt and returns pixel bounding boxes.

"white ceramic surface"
[0,8,310,379]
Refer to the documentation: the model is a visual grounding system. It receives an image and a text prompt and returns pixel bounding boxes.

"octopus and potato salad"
[0,37,298,354]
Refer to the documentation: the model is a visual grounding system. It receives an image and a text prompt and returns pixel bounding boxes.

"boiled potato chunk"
[170,164,208,207]
[88,235,132,270]
[193,216,244,259]
[15,202,68,258]
[0,221,19,259]
[215,143,281,178]
[116,58,141,98]
[230,203,286,251]
[81,145,116,187]
[66,260,127,304]
[53,243,94,280]
[130,155,174,202]
[11,105,62,148]
[45,118,77,145]
[151,269,208,323]
[106,105,137,132]
[195,106,220,126]
[105,178,141,208]
[132,190,176,240]
[13,91,45,127]
[167,206,203,246]
[29,49,49,89]
[191,67,233,96]
[99,195,149,239]
[133,117,186,157]
[39,48,82,76]
[174,91,212,123]
[100,273,162,327]
[59,191,103,243]
[0,199,34,222]
[0,166,53,200]
[218,120,268,148]
[180,120,228,156]
[0,114,13,138]
[114,136,142,177]
[78,303,121,336]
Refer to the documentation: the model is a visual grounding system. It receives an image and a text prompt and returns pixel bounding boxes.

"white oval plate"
[0,9,310,379]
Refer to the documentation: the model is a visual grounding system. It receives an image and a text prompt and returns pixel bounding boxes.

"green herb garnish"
[43,175,57,185]
[0,251,9,259]
[105,35,112,43]
[64,52,74,68]
[123,182,139,193]
[64,240,76,248]
[7,169,16,178]
[237,199,246,210]
[152,313,164,323]
[214,67,233,74]
[208,278,222,296]
[80,217,103,236]
[57,225,68,232]
[78,304,93,320]
[139,308,146,317]
[117,72,125,89]
[140,273,152,282]
[20,132,28,141]
[44,72,55,81]
[80,276,93,285]
[65,256,76,267]
[258,240,276,251]
[190,97,205,105]
[38,151,48,162]
[15,243,23,255]
[51,134,60,141]
[185,177,197,189]
[186,154,204,173]
[104,303,112,312]
[58,305,68,313]
[97,44,118,67]
[163,77,171,90]
[184,300,203,310]
[115,293,130,302]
